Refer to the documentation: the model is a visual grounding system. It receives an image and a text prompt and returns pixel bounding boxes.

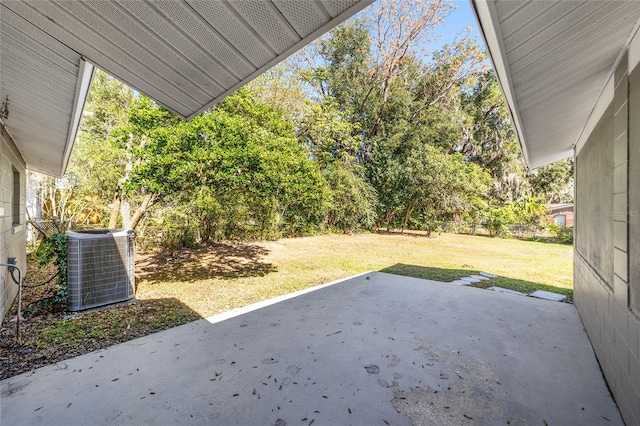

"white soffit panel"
[0,5,89,176]
[472,0,640,169]
[2,0,374,120]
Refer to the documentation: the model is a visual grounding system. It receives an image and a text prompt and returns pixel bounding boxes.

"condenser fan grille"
[67,229,135,311]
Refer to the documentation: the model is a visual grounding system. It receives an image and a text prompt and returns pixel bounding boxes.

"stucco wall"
[574,50,640,425]
[0,124,27,321]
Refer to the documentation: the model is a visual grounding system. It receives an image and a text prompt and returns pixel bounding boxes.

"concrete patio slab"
[1,272,621,426]
[488,286,527,296]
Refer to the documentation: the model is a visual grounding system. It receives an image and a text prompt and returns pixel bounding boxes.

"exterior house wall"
[574,48,640,425]
[546,205,574,227]
[0,124,27,321]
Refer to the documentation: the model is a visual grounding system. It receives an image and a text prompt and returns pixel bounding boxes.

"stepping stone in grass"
[461,276,482,284]
[479,272,498,279]
[528,290,567,302]
[487,286,526,296]
[469,274,490,281]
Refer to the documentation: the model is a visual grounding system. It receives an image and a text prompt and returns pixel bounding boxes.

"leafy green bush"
[480,195,549,237]
[484,206,514,237]
[545,223,574,244]
[36,232,68,307]
[324,164,377,233]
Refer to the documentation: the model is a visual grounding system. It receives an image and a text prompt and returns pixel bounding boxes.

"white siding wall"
[0,124,27,321]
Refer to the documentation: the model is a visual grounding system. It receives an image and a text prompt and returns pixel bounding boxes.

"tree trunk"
[129,193,155,230]
[402,205,414,233]
[120,198,131,228]
[108,190,122,228]
[110,132,139,229]
[385,208,397,232]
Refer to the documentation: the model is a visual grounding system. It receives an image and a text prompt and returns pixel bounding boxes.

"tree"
[31,173,103,228]
[323,163,377,233]
[36,70,134,230]
[527,159,574,204]
[297,1,481,158]
[252,69,378,233]
[460,71,528,201]
[70,70,133,206]
[358,0,458,138]
[250,63,308,124]
[107,89,329,238]
[107,96,182,229]
[297,98,362,168]
[403,145,491,234]
[509,194,549,225]
[368,128,491,233]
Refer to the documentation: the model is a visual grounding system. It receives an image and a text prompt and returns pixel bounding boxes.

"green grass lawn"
[137,232,573,317]
[3,231,573,379]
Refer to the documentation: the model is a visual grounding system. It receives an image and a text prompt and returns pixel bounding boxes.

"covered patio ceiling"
[0,0,373,176]
[471,0,640,169]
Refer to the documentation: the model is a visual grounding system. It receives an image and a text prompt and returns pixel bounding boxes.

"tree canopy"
[32,0,573,248]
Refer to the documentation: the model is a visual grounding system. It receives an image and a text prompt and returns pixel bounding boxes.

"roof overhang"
[471,0,640,169]
[0,0,373,176]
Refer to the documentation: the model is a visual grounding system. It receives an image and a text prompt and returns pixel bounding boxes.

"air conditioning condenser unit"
[66,229,135,311]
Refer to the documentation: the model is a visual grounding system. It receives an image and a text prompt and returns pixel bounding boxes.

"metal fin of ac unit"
[66,229,135,311]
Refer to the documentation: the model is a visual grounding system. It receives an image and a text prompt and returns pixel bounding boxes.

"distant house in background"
[547,204,574,227]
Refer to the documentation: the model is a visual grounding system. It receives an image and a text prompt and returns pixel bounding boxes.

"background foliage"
[29,0,573,249]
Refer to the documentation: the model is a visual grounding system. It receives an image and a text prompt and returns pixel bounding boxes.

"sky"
[347,0,486,60]
[438,1,481,46]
